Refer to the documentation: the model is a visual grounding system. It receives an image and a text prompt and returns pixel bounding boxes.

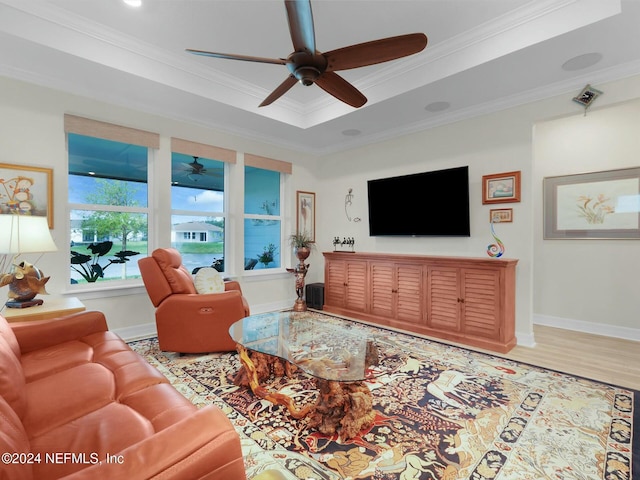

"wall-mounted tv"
[367,166,470,237]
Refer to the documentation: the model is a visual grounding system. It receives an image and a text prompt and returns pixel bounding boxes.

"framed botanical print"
[543,167,640,239]
[296,191,315,242]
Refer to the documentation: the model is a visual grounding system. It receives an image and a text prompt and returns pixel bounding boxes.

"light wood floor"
[500,324,640,391]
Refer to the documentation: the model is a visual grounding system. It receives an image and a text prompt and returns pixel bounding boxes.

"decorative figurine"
[0,261,50,307]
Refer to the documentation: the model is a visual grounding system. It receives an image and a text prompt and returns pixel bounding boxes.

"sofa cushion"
[0,314,21,359]
[20,331,130,383]
[30,402,154,479]
[0,335,27,419]
[20,340,93,383]
[97,350,168,399]
[120,383,198,431]
[23,362,115,439]
[0,396,32,480]
[194,267,225,294]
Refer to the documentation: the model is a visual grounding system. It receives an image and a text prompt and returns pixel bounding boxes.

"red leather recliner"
[139,248,250,353]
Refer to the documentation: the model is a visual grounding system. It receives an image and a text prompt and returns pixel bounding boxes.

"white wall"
[0,76,317,336]
[533,96,640,340]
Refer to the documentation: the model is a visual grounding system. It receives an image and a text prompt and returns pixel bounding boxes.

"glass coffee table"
[229,310,384,440]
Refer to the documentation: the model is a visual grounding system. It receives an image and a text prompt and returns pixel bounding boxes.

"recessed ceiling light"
[342,129,361,136]
[123,0,142,7]
[562,53,603,71]
[424,101,450,112]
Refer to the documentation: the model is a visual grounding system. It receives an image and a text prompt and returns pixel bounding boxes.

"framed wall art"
[543,166,640,239]
[0,163,53,228]
[482,171,521,204]
[296,191,316,242]
[490,208,513,223]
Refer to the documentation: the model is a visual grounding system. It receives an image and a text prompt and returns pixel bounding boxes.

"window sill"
[238,268,292,282]
[65,281,147,300]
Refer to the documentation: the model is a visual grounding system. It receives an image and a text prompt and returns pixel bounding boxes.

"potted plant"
[70,241,139,282]
[257,243,277,267]
[289,231,313,261]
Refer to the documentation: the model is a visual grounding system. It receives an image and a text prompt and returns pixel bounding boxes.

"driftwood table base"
[233,345,312,419]
[233,345,376,439]
[307,379,376,440]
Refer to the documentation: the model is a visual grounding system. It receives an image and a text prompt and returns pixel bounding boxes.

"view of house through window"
[244,166,282,270]
[171,152,225,274]
[68,129,287,283]
[68,133,149,284]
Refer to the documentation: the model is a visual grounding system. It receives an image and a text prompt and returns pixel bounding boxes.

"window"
[171,152,225,274]
[68,133,150,284]
[65,115,158,285]
[244,166,282,270]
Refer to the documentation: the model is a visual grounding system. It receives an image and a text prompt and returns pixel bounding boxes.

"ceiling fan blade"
[325,33,427,71]
[315,71,367,108]
[285,0,316,53]
[259,75,298,107]
[186,49,286,66]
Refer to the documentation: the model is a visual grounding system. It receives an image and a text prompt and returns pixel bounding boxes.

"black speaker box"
[305,283,324,310]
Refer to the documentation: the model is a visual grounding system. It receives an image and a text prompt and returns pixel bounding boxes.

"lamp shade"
[0,214,58,254]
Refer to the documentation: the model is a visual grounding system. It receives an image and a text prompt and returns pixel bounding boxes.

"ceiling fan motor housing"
[287,51,327,85]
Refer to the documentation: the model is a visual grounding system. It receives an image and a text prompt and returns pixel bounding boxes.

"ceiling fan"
[178,157,222,183]
[186,0,427,108]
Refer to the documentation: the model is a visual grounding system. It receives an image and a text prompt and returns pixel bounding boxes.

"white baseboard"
[114,322,156,342]
[534,314,640,342]
[515,331,536,348]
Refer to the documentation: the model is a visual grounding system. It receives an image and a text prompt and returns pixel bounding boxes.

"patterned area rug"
[129,311,638,480]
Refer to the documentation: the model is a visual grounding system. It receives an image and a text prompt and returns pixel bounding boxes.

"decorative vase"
[295,246,311,262]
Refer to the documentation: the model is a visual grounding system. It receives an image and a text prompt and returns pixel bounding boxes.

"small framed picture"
[490,208,513,223]
[296,191,315,242]
[0,163,54,228]
[482,171,521,205]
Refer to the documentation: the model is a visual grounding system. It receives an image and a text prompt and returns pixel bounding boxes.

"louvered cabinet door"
[344,261,368,313]
[426,266,461,332]
[395,264,424,325]
[461,268,501,340]
[370,262,394,317]
[325,259,346,307]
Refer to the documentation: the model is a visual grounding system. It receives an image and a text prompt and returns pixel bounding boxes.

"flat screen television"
[367,166,470,236]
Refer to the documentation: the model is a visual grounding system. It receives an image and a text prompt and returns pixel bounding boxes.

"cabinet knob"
[457,298,465,303]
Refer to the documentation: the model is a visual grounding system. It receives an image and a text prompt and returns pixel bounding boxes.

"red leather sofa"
[0,310,246,480]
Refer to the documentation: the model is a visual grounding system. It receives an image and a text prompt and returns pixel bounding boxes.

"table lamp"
[0,214,58,308]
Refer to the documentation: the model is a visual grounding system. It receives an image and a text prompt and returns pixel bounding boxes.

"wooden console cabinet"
[323,252,518,353]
